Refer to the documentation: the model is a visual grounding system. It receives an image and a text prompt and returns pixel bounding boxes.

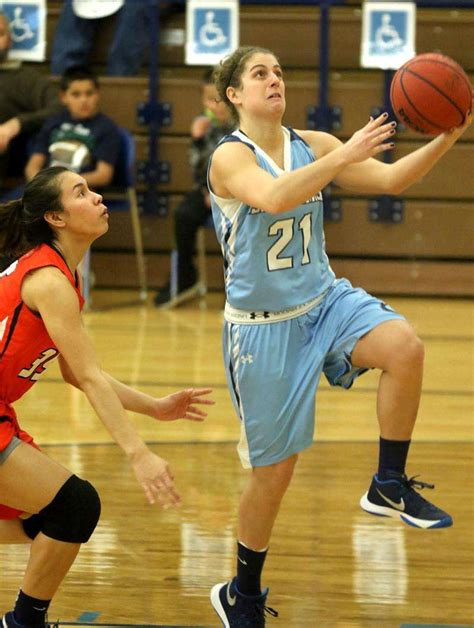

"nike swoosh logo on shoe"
[238,556,248,565]
[376,488,405,511]
[226,581,237,607]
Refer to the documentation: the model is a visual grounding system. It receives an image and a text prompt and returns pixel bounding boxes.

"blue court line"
[77,613,101,624]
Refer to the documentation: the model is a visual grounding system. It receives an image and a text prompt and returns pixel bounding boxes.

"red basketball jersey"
[0,244,84,407]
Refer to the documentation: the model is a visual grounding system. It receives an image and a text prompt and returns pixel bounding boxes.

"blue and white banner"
[361,1,416,70]
[0,0,46,61]
[186,0,239,66]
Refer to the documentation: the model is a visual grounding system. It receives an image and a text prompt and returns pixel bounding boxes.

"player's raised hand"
[446,93,473,138]
[131,447,181,508]
[342,112,397,163]
[152,387,214,422]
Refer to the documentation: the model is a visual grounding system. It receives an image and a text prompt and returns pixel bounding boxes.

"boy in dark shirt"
[25,66,120,188]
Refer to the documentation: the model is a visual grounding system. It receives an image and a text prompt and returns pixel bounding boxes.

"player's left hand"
[131,447,181,508]
[446,93,473,137]
[153,387,214,422]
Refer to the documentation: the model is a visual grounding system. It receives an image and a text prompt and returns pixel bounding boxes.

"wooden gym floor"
[0,292,472,628]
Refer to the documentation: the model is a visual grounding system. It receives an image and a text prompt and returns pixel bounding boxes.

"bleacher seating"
[42,1,474,296]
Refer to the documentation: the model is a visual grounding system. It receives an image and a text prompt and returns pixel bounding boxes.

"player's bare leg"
[352,319,452,528]
[1,443,97,625]
[211,456,297,624]
[238,454,298,549]
[0,518,31,544]
[351,319,423,439]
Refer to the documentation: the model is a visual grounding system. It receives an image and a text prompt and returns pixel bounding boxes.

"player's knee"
[409,334,424,366]
[273,455,298,487]
[255,454,298,494]
[394,324,424,369]
[39,475,101,543]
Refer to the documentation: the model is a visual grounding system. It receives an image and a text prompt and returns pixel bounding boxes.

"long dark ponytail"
[0,166,68,264]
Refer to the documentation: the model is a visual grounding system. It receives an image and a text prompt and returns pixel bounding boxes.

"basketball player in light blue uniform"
[208,47,472,628]
[212,126,401,470]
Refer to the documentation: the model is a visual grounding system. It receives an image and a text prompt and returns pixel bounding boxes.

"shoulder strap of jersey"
[215,130,256,155]
[287,127,311,147]
[208,131,257,194]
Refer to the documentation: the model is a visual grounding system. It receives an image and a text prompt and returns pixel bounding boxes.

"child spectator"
[154,68,233,306]
[25,66,120,189]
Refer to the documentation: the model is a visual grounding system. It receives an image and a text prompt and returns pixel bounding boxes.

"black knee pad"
[22,514,44,540]
[39,475,101,543]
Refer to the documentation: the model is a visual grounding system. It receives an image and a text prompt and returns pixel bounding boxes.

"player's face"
[57,171,109,238]
[61,80,100,119]
[202,83,230,124]
[233,53,286,119]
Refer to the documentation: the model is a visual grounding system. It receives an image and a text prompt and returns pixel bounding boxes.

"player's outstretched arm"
[325,100,472,195]
[383,102,472,194]
[210,113,395,214]
[99,374,214,422]
[59,360,214,422]
[23,267,181,508]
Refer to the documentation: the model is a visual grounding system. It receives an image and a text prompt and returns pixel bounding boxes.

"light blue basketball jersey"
[209,127,335,312]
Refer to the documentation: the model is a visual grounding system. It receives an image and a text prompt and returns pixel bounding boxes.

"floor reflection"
[352,515,408,605]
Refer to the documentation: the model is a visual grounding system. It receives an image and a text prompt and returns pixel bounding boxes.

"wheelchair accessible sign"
[186,0,239,65]
[361,1,416,70]
[0,0,46,61]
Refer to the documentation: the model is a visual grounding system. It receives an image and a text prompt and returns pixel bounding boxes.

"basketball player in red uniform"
[0,166,214,628]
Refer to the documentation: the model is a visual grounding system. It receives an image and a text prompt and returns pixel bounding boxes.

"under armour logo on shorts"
[240,353,254,365]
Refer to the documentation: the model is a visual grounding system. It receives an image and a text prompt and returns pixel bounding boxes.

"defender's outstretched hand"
[153,387,214,422]
[131,447,181,508]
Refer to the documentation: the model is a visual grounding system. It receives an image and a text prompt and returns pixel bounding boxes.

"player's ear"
[44,210,66,229]
[226,86,239,105]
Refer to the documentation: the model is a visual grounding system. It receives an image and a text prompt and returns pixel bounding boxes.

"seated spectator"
[154,69,234,307]
[51,0,180,77]
[0,11,62,188]
[25,66,120,189]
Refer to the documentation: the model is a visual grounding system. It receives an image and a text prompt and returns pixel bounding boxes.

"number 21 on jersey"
[267,213,312,271]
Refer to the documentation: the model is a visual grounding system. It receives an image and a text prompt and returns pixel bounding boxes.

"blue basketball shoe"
[360,472,453,529]
[2,611,55,628]
[2,613,48,628]
[2,613,21,628]
[211,577,278,627]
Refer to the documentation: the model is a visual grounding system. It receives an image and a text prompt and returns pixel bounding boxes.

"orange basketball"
[390,53,472,135]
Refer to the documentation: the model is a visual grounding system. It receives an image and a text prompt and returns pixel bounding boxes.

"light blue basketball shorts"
[223,278,405,469]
